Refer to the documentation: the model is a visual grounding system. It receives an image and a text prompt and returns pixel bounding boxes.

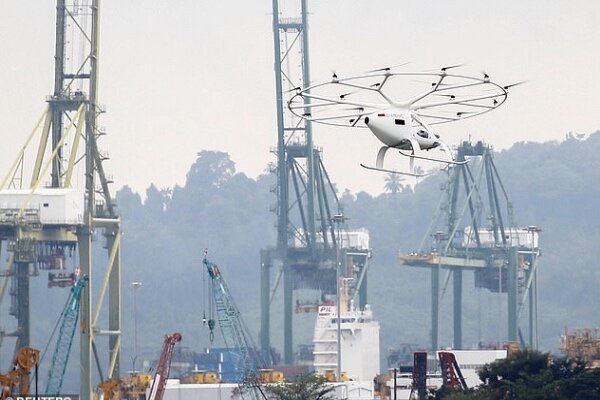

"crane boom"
[45,276,88,395]
[438,351,468,390]
[147,332,182,400]
[203,256,264,400]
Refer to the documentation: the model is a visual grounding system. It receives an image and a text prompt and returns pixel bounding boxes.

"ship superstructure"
[313,279,380,382]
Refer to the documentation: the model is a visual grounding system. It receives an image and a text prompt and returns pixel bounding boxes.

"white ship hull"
[313,302,381,383]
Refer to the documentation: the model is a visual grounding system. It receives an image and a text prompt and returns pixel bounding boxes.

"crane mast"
[46,276,89,395]
[203,256,264,400]
[147,333,182,400]
[438,352,468,390]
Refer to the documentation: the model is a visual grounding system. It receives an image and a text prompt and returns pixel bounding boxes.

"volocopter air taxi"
[288,64,521,175]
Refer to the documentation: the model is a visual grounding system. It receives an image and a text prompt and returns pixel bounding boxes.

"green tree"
[145,184,170,215]
[431,386,475,400]
[265,374,335,400]
[434,350,600,399]
[383,172,404,194]
[185,150,235,189]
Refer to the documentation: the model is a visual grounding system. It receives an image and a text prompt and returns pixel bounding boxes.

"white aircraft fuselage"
[364,108,440,151]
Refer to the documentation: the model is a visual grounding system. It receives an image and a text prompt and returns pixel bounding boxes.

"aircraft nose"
[364,117,370,125]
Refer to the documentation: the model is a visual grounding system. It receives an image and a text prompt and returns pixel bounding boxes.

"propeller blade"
[425,64,465,72]
[413,80,452,86]
[434,94,456,99]
[340,89,360,99]
[441,63,465,72]
[503,80,527,90]
[365,62,410,73]
[341,106,365,112]
[350,115,363,127]
[284,86,303,94]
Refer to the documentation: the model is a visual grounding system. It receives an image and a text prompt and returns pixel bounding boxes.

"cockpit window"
[394,119,405,125]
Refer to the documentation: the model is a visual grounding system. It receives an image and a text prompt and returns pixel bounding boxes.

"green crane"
[203,254,265,400]
[45,275,88,395]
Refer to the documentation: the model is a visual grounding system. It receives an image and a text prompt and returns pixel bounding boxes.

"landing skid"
[398,150,468,165]
[360,163,431,177]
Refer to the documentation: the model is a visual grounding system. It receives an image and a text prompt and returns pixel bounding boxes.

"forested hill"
[99,133,600,369]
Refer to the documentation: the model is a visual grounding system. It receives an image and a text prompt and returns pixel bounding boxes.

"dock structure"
[260,0,371,365]
[400,141,541,350]
[0,3,121,400]
[560,328,600,367]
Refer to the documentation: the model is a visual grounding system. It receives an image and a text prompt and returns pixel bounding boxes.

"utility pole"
[131,282,143,372]
[332,213,346,381]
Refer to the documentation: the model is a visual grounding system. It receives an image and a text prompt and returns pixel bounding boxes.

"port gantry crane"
[45,275,88,395]
[203,254,266,400]
[0,4,121,400]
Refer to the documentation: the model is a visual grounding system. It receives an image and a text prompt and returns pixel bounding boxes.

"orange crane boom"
[438,351,468,390]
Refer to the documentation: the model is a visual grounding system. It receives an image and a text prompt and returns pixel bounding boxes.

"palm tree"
[265,373,335,400]
[384,172,404,194]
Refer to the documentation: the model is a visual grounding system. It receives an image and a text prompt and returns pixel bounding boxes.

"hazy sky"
[0,1,599,196]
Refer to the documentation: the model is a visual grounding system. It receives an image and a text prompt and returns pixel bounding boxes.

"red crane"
[147,333,182,400]
[438,351,468,390]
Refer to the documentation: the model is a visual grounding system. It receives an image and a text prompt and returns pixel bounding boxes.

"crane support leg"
[107,227,121,379]
[507,248,518,342]
[431,266,439,351]
[283,266,293,364]
[260,251,271,363]
[453,269,462,349]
